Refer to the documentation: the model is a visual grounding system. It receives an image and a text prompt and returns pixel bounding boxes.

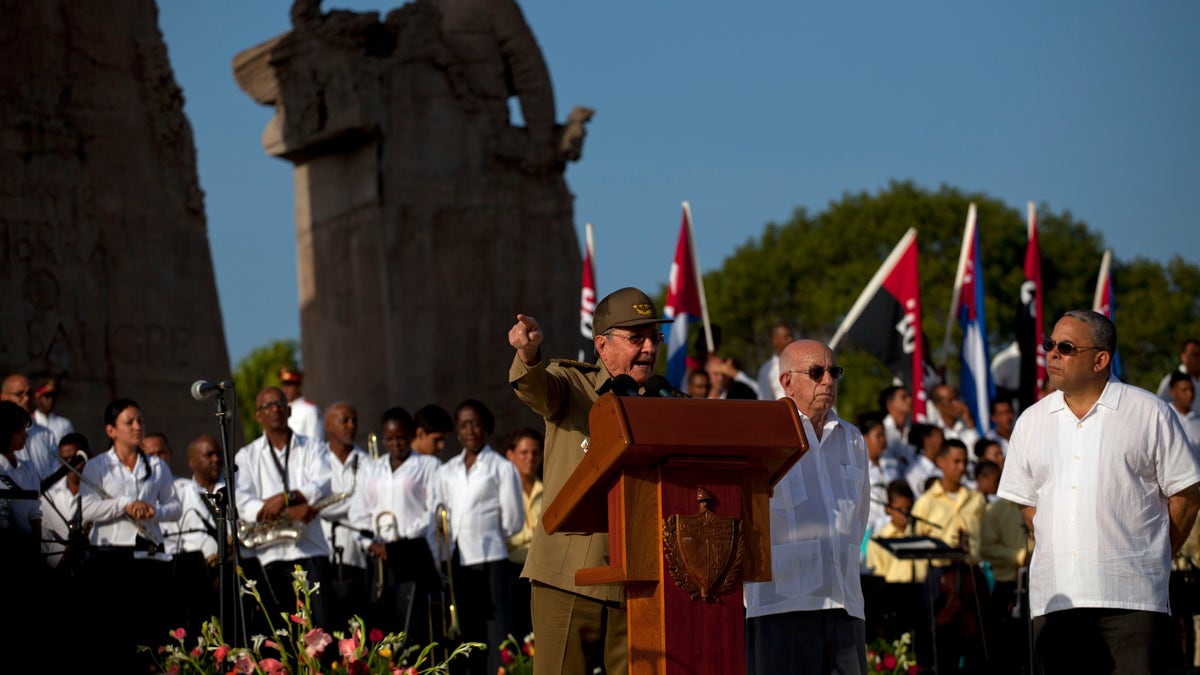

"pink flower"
[234,653,256,674]
[369,628,384,643]
[339,636,359,659]
[168,665,180,675]
[501,648,514,665]
[290,613,306,624]
[172,627,187,641]
[191,647,203,658]
[883,654,897,669]
[259,657,286,674]
[214,645,230,663]
[907,667,919,675]
[304,628,333,658]
[346,661,369,675]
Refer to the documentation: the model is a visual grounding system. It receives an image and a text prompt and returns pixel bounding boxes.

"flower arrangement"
[866,632,918,675]
[140,565,484,674]
[495,633,534,675]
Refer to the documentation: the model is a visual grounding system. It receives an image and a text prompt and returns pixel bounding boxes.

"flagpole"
[830,228,917,351]
[942,203,976,366]
[1092,249,1112,311]
[682,201,714,353]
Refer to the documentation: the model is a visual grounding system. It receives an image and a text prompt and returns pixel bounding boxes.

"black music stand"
[873,537,968,675]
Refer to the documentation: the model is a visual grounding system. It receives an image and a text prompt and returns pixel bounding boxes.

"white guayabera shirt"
[998,377,1200,617]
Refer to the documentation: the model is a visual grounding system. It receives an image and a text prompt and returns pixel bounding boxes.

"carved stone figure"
[234,0,593,437]
[0,0,232,472]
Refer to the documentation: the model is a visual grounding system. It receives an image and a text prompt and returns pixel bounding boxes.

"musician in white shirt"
[436,399,524,675]
[234,386,334,628]
[317,402,372,629]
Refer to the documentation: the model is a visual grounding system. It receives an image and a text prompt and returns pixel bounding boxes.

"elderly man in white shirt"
[998,310,1200,675]
[745,339,870,675]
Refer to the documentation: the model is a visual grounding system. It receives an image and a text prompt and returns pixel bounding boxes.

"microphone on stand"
[329,519,374,538]
[642,374,689,398]
[610,374,641,397]
[191,379,234,401]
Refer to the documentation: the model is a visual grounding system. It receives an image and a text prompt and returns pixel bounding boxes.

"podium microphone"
[610,374,641,397]
[191,379,233,401]
[642,374,689,398]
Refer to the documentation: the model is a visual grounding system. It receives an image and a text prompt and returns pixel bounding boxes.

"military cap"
[593,287,673,336]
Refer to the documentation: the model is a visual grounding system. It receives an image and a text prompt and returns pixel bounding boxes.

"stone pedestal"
[234,0,591,439]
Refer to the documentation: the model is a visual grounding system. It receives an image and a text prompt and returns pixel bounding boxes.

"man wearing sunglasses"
[998,310,1200,674]
[745,339,871,675]
[508,287,673,675]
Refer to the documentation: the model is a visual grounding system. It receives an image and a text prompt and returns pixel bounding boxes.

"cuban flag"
[1092,249,1123,379]
[576,222,597,363]
[663,202,711,390]
[949,204,995,432]
[830,228,930,423]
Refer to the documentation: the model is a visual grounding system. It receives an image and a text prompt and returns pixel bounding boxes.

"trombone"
[373,511,398,602]
[434,502,461,641]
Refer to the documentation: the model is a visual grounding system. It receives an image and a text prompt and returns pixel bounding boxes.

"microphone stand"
[205,386,243,646]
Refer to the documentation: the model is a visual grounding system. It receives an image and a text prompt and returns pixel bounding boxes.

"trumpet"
[434,502,461,641]
[368,433,381,461]
[373,511,398,602]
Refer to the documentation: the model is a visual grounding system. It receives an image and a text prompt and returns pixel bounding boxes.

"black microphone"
[328,519,374,537]
[643,374,689,398]
[610,374,641,397]
[191,379,233,401]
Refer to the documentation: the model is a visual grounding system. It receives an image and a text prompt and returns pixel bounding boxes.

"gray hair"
[1062,309,1117,355]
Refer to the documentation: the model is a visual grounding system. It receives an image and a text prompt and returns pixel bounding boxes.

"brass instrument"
[434,502,461,641]
[239,470,359,550]
[373,511,398,601]
[55,452,162,550]
[367,433,381,461]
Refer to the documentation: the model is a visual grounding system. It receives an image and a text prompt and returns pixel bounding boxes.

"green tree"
[681,180,1200,423]
[231,339,300,445]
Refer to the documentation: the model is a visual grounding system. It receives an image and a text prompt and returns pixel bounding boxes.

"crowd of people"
[3,302,1199,674]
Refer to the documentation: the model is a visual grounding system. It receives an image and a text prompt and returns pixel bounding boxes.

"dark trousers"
[449,552,511,675]
[375,537,442,645]
[746,608,868,675]
[1033,608,1166,675]
[85,546,172,673]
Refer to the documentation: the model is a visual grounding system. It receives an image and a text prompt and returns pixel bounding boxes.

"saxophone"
[239,457,360,550]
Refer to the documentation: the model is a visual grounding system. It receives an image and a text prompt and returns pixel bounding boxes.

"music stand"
[873,537,967,675]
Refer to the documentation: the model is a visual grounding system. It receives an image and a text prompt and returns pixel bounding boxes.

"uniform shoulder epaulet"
[550,358,601,372]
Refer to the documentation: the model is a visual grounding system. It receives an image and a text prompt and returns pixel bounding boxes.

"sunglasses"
[1042,337,1100,357]
[606,331,666,347]
[785,365,846,382]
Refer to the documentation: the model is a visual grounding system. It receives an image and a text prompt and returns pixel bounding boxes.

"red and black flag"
[830,228,931,422]
[1016,201,1045,411]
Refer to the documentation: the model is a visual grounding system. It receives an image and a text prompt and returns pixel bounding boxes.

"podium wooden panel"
[542,393,808,674]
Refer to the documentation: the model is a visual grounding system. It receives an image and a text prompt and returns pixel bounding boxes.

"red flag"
[576,223,597,363]
[1017,202,1045,408]
[663,202,712,389]
[830,228,929,422]
[1092,249,1123,379]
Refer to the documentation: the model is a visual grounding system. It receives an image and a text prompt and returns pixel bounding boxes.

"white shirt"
[1,454,42,537]
[985,429,1011,456]
[997,378,1200,617]
[350,451,443,556]
[318,445,370,570]
[40,481,82,569]
[905,454,941,497]
[926,405,982,450]
[234,432,332,567]
[80,448,181,550]
[756,355,785,401]
[33,410,73,445]
[882,414,914,466]
[15,422,59,481]
[1158,366,1200,415]
[744,409,870,621]
[287,396,324,441]
[164,477,226,559]
[435,445,524,566]
[867,460,900,536]
[1172,408,1200,449]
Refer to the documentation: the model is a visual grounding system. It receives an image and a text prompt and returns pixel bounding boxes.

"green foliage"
[691,180,1200,422]
[231,340,300,445]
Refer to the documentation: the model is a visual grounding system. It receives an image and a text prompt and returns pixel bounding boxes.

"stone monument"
[234,0,592,439]
[0,0,232,474]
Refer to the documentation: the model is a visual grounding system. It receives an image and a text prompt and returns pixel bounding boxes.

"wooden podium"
[542,393,809,674]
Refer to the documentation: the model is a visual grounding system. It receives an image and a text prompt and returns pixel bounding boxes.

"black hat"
[593,287,673,336]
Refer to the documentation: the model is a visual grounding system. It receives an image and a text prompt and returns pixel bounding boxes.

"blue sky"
[158,2,1200,366]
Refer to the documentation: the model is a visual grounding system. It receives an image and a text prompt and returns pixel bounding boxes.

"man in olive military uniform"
[508,287,673,675]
